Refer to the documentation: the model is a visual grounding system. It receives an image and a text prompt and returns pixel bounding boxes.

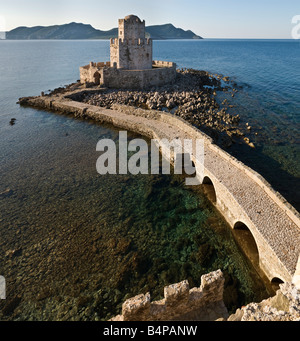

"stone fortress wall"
[110,37,153,70]
[110,269,300,321]
[102,61,176,89]
[80,60,176,90]
[110,270,228,321]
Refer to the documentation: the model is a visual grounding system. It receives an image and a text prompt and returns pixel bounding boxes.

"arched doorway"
[202,176,217,204]
[233,222,259,266]
[93,71,101,85]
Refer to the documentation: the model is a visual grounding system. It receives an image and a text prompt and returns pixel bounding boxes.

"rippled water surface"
[0,39,299,320]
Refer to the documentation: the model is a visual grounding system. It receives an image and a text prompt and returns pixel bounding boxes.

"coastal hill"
[6,22,202,40]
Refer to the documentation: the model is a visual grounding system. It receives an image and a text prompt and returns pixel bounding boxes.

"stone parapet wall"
[109,269,300,322]
[79,64,104,85]
[112,102,300,229]
[123,103,300,233]
[110,270,228,321]
[110,38,152,46]
[293,256,300,289]
[153,60,176,69]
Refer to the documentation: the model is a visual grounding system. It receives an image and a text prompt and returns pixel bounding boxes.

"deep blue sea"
[0,39,299,321]
[155,39,300,209]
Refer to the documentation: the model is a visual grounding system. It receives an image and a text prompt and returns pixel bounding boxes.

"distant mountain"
[146,24,201,40]
[6,22,202,40]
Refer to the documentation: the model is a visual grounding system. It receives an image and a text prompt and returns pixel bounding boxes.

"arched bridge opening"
[233,222,260,267]
[271,277,284,291]
[202,176,217,204]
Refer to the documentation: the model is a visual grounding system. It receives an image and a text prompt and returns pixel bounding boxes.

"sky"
[0,0,299,38]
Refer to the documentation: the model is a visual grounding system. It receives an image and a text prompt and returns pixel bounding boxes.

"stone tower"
[80,15,176,89]
[110,15,153,70]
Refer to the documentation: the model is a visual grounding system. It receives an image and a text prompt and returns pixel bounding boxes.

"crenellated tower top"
[110,15,153,70]
[118,15,146,40]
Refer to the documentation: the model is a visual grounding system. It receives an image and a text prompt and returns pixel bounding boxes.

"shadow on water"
[226,143,300,213]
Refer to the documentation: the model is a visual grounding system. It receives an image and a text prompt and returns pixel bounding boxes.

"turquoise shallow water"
[0,39,298,320]
[0,109,271,320]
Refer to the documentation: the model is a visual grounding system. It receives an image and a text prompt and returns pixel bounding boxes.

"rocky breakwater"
[72,69,254,149]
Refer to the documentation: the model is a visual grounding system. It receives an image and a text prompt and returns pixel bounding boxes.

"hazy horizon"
[4,22,300,41]
[1,0,299,39]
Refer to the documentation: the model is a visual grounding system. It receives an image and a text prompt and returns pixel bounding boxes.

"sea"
[0,39,299,321]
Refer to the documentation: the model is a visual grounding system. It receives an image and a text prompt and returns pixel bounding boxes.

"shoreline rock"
[9,118,16,126]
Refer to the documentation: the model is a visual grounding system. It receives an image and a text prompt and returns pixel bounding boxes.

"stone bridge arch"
[271,277,284,291]
[196,170,293,284]
[202,176,217,204]
[233,221,260,267]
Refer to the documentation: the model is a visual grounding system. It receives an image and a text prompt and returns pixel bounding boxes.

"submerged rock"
[5,248,22,258]
[0,188,13,197]
[9,118,16,126]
